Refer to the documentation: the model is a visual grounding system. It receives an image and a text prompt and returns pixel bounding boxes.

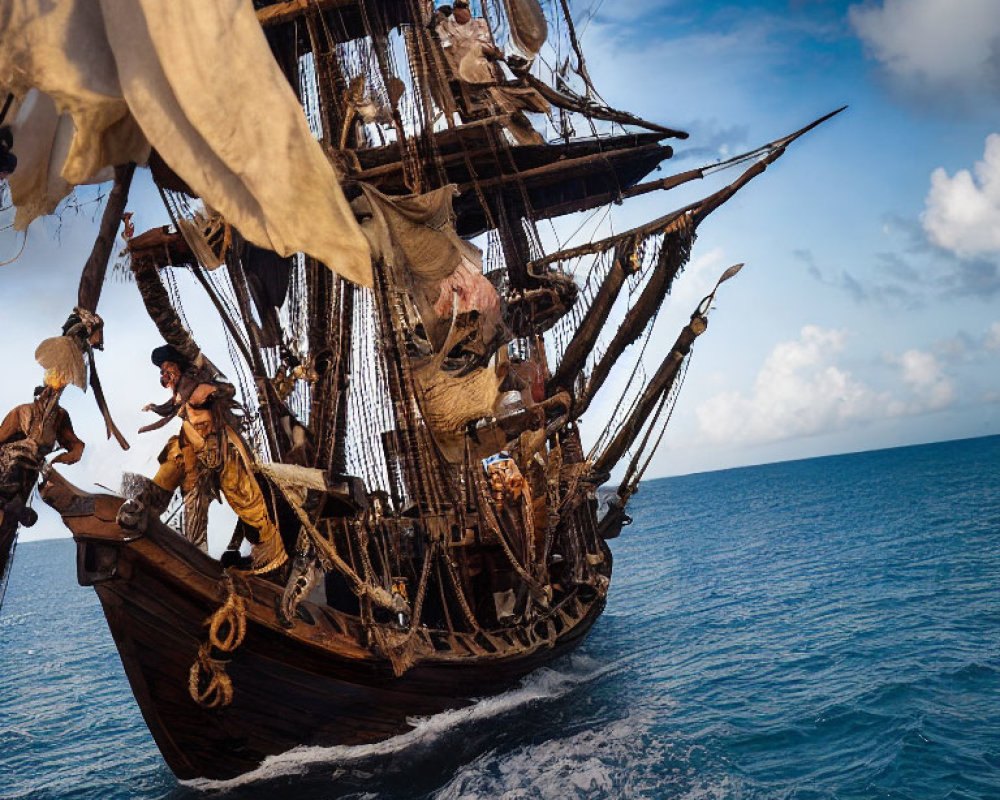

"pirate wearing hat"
[140,344,286,573]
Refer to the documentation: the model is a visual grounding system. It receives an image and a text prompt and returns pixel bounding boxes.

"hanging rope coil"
[207,575,247,652]
[188,573,248,709]
[188,643,234,709]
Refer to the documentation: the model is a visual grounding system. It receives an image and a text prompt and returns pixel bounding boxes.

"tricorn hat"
[151,344,190,370]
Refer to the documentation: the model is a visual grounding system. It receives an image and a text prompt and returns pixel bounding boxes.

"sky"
[1,0,999,543]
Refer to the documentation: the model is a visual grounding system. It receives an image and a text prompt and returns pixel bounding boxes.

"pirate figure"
[134,344,286,573]
[429,0,547,144]
[0,384,85,526]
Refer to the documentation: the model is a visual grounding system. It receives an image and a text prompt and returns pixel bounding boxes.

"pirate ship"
[0,0,840,780]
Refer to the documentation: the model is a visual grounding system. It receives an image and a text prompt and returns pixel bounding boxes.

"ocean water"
[1,435,998,799]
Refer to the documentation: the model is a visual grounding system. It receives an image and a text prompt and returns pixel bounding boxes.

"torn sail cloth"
[502,0,548,57]
[0,0,371,286]
[353,184,506,352]
[437,17,500,85]
[412,363,503,462]
[3,90,147,229]
[354,183,496,303]
[354,184,469,283]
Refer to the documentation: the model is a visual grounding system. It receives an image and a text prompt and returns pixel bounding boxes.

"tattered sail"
[0,0,370,283]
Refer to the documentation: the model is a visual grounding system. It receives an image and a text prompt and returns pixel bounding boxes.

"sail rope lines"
[0,229,27,266]
[618,351,691,497]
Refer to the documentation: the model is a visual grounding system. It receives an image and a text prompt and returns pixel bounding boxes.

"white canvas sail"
[0,0,371,285]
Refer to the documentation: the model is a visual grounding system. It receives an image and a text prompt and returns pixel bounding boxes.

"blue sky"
[569,0,1000,476]
[1,0,998,543]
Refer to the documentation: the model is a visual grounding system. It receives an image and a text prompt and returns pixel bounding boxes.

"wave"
[183,655,620,793]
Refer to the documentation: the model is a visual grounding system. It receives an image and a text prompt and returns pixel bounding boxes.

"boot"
[117,475,173,532]
[249,529,288,575]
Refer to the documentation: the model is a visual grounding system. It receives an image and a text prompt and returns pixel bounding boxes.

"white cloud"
[986,321,1000,351]
[695,326,960,446]
[896,348,954,409]
[696,325,887,444]
[922,134,1000,258]
[849,0,1000,103]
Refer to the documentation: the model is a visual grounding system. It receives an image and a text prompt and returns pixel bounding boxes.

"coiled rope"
[188,572,247,709]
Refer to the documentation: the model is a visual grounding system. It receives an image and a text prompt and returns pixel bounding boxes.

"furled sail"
[503,0,548,57]
[0,0,371,285]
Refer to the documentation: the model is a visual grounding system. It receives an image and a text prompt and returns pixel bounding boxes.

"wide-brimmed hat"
[151,344,190,370]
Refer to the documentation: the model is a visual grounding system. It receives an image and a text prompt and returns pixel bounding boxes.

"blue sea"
[2,435,998,799]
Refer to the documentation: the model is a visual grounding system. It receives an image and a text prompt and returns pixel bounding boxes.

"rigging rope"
[0,230,27,266]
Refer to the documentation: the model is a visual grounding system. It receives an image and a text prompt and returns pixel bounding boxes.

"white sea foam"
[183,654,621,793]
[429,709,728,800]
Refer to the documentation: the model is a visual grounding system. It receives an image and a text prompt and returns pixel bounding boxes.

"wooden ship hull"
[0,512,17,603]
[41,468,610,781]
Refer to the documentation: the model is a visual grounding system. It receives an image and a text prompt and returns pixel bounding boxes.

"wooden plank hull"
[41,470,608,780]
[0,494,35,609]
[0,512,17,607]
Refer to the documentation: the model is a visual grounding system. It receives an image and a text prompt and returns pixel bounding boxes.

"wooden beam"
[256,0,355,27]
[456,141,669,194]
[77,163,135,313]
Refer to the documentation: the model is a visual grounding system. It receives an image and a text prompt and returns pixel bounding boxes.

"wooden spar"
[575,216,694,414]
[532,107,847,269]
[455,141,669,195]
[556,0,597,97]
[520,72,688,139]
[351,138,518,182]
[591,312,708,477]
[131,259,203,368]
[331,280,353,474]
[308,257,335,468]
[185,265,262,394]
[610,264,744,498]
[75,162,136,451]
[547,237,637,393]
[606,107,845,201]
[536,167,704,219]
[256,0,354,27]
[86,348,130,450]
[545,116,834,402]
[223,242,283,459]
[544,202,695,395]
[77,164,135,312]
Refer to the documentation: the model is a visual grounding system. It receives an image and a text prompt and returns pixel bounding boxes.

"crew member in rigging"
[140,345,286,573]
[0,383,84,532]
[429,0,546,144]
